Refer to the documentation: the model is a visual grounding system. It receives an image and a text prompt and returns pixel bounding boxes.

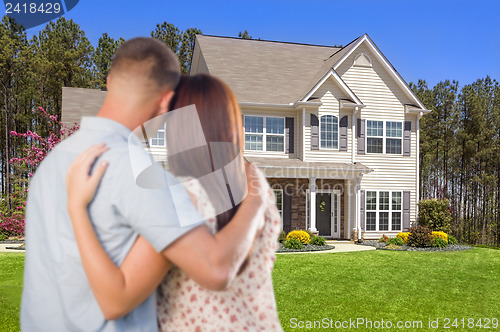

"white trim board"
[302,69,363,105]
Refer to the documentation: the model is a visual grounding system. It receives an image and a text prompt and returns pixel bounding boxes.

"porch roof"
[247,157,372,179]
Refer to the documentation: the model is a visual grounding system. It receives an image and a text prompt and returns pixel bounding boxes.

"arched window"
[320,115,338,149]
[354,53,372,67]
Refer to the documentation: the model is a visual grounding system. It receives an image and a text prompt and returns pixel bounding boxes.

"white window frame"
[150,123,166,147]
[243,115,285,152]
[319,114,339,150]
[273,189,283,230]
[365,191,402,232]
[366,120,403,155]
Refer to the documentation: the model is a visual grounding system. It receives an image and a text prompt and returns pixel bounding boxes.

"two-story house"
[189,34,430,241]
[61,33,430,241]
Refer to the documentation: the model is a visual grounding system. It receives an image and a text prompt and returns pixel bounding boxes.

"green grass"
[0,253,24,332]
[1,249,500,331]
[273,248,500,331]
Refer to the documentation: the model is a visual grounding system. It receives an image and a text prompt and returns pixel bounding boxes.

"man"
[21,37,266,331]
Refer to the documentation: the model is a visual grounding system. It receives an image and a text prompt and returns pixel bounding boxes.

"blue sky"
[21,0,500,88]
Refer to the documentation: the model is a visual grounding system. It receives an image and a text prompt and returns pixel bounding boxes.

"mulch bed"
[276,243,335,253]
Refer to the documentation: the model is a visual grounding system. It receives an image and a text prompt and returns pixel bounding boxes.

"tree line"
[411,78,500,246]
[0,16,201,215]
[1,15,499,246]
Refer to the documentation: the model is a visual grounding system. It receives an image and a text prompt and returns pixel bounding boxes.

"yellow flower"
[396,232,410,244]
[431,231,448,242]
[286,230,311,244]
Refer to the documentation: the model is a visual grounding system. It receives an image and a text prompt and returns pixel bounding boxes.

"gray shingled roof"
[194,35,349,104]
[303,36,363,100]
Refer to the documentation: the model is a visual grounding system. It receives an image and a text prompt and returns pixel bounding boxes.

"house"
[190,34,430,241]
[61,33,430,241]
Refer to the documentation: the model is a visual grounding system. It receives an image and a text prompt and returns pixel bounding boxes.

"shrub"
[278,231,287,243]
[386,237,404,246]
[310,236,326,246]
[431,231,448,242]
[432,238,449,248]
[396,232,410,244]
[283,239,303,250]
[0,232,8,241]
[378,234,389,243]
[0,214,25,237]
[418,198,452,233]
[448,234,458,245]
[286,230,311,244]
[407,226,433,248]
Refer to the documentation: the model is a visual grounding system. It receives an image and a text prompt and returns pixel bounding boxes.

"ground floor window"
[273,189,283,229]
[366,191,402,232]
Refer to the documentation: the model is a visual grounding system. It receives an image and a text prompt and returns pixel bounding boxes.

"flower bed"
[277,243,335,253]
[362,240,473,252]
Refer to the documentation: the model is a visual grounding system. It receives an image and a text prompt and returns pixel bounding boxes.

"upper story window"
[244,115,284,152]
[386,122,402,154]
[150,123,166,147]
[320,115,338,149]
[366,120,402,154]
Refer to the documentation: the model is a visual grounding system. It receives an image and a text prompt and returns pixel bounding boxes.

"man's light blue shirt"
[21,117,204,331]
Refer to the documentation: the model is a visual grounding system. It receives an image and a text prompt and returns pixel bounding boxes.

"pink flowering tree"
[0,107,79,239]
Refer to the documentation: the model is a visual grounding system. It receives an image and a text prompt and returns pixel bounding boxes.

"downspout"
[356,175,362,243]
[353,107,361,242]
[416,112,423,224]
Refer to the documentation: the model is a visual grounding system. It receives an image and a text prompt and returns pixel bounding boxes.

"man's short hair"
[109,37,181,91]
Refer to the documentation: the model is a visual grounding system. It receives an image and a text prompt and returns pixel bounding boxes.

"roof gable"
[332,34,427,110]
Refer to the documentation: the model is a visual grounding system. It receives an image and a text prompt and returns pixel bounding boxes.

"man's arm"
[161,163,267,290]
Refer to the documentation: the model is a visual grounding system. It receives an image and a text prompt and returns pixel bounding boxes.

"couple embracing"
[21,37,283,331]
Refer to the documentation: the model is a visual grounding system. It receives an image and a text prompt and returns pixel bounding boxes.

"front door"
[315,191,341,238]
[316,193,331,237]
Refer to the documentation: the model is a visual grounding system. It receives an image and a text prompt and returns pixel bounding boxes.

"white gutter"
[239,102,295,110]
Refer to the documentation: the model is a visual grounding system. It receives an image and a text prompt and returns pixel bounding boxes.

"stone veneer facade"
[267,178,346,239]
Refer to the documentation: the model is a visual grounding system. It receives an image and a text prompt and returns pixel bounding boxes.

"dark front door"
[316,193,331,237]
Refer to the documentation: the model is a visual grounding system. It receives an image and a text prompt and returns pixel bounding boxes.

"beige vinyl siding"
[303,79,353,162]
[148,146,168,163]
[337,42,419,227]
[240,109,299,159]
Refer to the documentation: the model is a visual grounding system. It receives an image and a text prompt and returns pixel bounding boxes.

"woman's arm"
[66,144,171,320]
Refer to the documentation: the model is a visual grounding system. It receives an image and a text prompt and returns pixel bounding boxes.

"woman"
[66,74,283,331]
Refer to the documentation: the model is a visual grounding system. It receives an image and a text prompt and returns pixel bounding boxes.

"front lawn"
[0,253,24,332]
[1,249,500,331]
[273,248,500,331]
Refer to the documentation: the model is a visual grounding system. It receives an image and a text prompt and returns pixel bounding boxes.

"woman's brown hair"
[167,74,244,231]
